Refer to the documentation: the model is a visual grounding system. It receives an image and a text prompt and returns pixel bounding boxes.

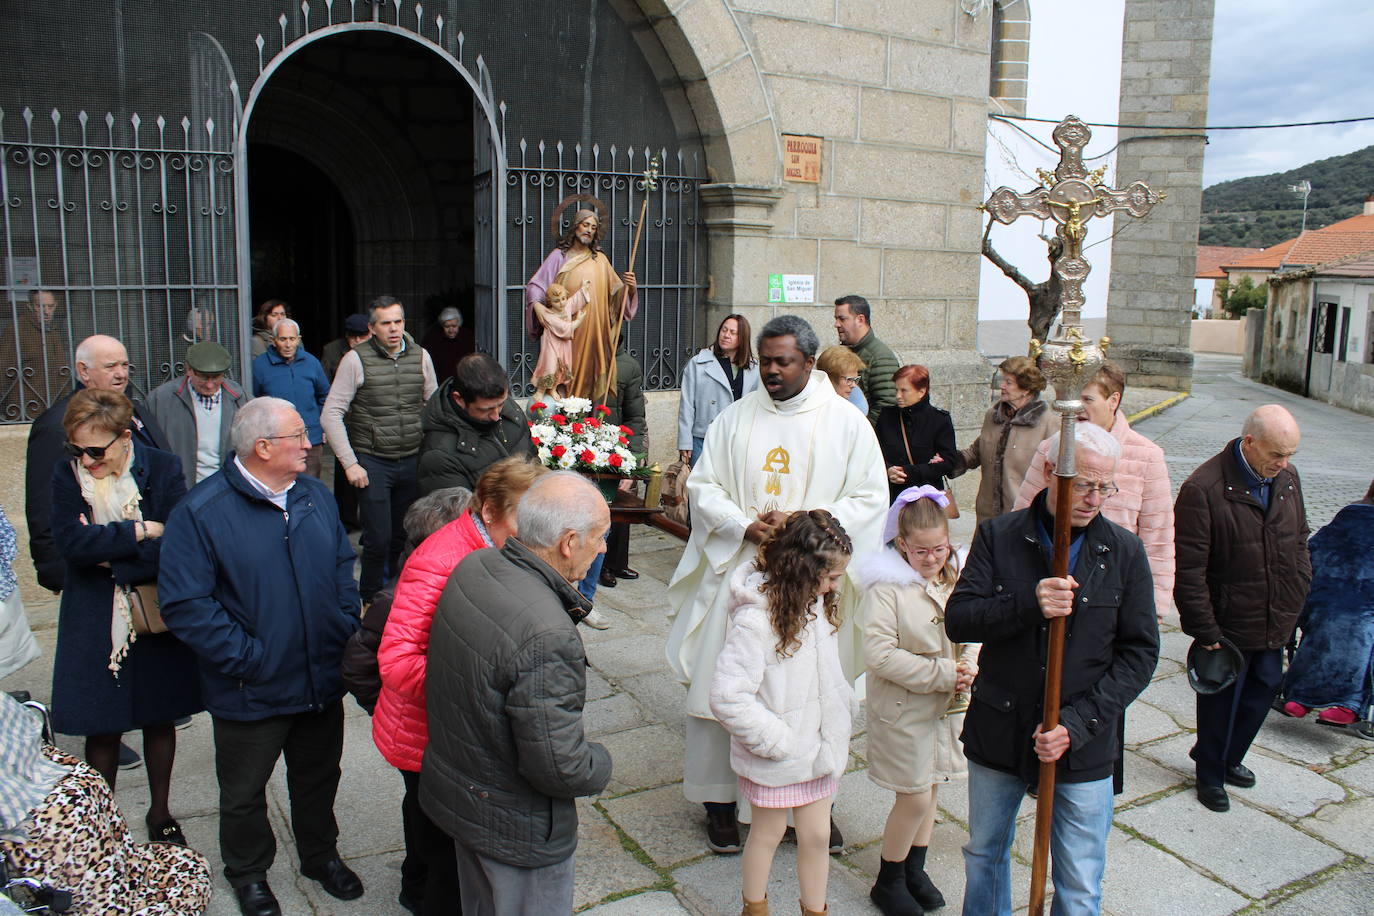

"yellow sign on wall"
[782,134,821,183]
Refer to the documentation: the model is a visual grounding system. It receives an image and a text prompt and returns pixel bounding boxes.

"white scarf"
[75,446,144,675]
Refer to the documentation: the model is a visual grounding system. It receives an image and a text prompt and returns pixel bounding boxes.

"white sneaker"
[582,608,611,629]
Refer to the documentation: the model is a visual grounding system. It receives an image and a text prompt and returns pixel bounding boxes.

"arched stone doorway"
[237,24,503,371]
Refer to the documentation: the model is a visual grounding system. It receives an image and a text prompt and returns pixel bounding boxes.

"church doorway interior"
[243,29,481,362]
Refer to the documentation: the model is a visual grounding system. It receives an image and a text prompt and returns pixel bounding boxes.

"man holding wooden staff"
[945,422,1158,915]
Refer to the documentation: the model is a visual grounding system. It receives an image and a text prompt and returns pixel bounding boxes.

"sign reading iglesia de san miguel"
[782,134,821,183]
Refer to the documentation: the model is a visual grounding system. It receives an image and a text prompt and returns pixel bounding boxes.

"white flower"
[556,451,576,469]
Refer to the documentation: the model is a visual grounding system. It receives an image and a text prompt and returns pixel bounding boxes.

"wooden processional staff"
[982,115,1162,915]
[601,155,659,406]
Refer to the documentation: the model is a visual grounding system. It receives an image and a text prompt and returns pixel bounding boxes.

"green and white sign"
[767,273,814,304]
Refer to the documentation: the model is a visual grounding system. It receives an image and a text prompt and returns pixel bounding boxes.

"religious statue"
[525,195,637,401]
[529,279,591,400]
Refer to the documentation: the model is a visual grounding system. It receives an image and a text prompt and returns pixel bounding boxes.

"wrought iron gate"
[504,140,707,397]
[0,107,237,421]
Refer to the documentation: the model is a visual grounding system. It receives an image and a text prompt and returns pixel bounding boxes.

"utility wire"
[991,113,1374,131]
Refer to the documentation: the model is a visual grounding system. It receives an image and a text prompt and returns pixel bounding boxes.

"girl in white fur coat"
[858,486,979,916]
[710,509,857,916]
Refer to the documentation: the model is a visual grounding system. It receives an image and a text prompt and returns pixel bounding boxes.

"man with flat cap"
[146,340,252,486]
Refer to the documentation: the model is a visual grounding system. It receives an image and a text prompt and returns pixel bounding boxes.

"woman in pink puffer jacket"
[1014,362,1175,619]
[373,456,545,912]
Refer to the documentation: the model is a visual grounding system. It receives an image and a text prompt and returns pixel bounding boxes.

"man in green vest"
[834,294,900,426]
[321,296,438,601]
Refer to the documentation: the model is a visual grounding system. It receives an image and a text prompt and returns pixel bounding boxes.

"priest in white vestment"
[664,314,887,852]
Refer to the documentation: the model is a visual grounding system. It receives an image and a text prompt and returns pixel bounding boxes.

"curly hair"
[753,509,853,658]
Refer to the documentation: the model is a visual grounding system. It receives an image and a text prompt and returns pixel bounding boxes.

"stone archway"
[235,18,506,373]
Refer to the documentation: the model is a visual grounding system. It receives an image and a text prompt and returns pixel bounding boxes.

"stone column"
[1105,0,1215,390]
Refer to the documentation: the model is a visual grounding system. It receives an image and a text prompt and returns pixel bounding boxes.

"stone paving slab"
[1263,863,1374,915]
[1252,712,1367,768]
[671,842,876,915]
[1327,754,1374,795]
[573,800,664,909]
[1298,796,1374,857]
[594,723,687,796]
[1124,699,1187,745]
[842,818,1005,915]
[581,891,693,915]
[1115,791,1345,897]
[599,784,715,869]
[1099,827,1249,916]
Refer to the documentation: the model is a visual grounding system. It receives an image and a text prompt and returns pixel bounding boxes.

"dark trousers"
[355,452,419,600]
[1192,648,1284,787]
[604,521,630,572]
[400,769,462,914]
[212,700,345,888]
[334,457,359,527]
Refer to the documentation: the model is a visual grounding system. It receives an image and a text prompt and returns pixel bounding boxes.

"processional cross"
[982,115,1162,916]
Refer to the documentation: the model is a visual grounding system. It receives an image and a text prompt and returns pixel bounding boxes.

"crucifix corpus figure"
[956,115,1164,916]
[525,195,638,401]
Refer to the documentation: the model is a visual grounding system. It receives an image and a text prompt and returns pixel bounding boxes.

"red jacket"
[373,512,490,771]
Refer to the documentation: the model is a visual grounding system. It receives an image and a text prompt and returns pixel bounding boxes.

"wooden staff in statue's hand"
[601,157,658,405]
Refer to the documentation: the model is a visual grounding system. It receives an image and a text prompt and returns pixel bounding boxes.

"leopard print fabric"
[1,747,212,914]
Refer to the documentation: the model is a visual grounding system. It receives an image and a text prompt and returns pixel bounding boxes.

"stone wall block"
[672,0,749,76]
[952,99,989,153]
[695,57,771,133]
[732,0,832,21]
[750,18,887,84]
[860,199,947,249]
[724,120,781,185]
[819,241,882,304]
[795,195,860,239]
[831,144,981,203]
[771,77,859,138]
[859,88,951,147]
[1134,39,1196,61]
[883,249,979,298]
[945,202,985,250]
[885,299,950,351]
[954,1,992,49]
[889,40,988,100]
[839,0,954,44]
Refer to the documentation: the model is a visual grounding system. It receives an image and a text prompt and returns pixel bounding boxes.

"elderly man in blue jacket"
[159,396,363,916]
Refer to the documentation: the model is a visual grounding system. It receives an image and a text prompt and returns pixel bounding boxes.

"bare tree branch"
[982,222,1065,341]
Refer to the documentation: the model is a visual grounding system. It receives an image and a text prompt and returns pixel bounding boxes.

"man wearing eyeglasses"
[946,422,1159,916]
[145,340,251,486]
[159,397,363,916]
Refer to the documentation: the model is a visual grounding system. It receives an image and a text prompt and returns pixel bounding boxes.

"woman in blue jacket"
[49,389,202,846]
[676,314,758,468]
[252,318,331,478]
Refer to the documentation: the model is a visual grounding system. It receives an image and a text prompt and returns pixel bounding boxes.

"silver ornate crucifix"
[981,115,1163,916]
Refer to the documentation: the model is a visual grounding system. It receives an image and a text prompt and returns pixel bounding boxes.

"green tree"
[1216,275,1268,319]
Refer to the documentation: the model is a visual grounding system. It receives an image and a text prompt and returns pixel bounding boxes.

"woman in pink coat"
[374,455,546,914]
[1014,362,1175,619]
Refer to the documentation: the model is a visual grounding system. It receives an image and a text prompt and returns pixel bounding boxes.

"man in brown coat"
[1174,404,1311,812]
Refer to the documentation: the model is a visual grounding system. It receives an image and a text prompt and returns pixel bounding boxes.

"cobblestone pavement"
[6,356,1373,914]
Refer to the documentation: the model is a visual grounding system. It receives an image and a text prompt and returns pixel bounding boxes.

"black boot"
[870,857,922,916]
[904,846,946,910]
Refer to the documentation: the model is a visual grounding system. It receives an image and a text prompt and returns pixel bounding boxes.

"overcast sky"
[978,0,1374,322]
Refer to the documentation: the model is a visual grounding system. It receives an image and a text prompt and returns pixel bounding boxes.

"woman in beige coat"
[953,355,1057,528]
[859,487,979,916]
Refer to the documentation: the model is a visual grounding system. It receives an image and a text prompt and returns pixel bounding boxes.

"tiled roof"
[1283,231,1374,266]
[1222,238,1298,270]
[1196,245,1261,278]
[1318,211,1374,233]
[1310,254,1374,278]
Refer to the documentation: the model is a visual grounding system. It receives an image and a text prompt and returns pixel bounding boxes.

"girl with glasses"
[858,485,979,915]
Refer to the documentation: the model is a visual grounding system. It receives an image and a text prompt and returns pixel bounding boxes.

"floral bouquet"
[527,397,649,477]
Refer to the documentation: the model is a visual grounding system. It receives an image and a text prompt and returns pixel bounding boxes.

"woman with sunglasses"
[48,388,202,846]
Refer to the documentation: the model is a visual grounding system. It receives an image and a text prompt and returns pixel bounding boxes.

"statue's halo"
[551,194,609,240]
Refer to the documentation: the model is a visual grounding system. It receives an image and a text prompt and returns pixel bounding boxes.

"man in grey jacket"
[421,471,612,913]
[144,340,250,485]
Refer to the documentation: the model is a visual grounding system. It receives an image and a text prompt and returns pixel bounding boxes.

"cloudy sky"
[978,0,1374,322]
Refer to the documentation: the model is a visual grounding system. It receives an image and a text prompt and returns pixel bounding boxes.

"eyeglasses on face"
[907,543,952,560]
[64,431,122,460]
[262,429,309,445]
[843,375,862,384]
[1071,482,1120,498]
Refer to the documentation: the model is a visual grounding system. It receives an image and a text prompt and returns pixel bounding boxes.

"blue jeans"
[354,452,418,601]
[578,550,605,603]
[687,436,704,469]
[962,761,1113,916]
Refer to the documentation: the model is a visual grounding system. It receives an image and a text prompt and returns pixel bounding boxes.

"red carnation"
[618,436,629,446]
[571,422,585,435]
[579,448,596,464]
[586,417,601,428]
[551,414,567,426]
[618,424,633,435]
[531,436,541,446]
[530,401,548,412]
[595,404,611,415]
[550,444,567,458]
[608,453,623,468]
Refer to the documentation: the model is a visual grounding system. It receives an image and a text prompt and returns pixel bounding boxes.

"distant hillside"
[1199,145,1374,247]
